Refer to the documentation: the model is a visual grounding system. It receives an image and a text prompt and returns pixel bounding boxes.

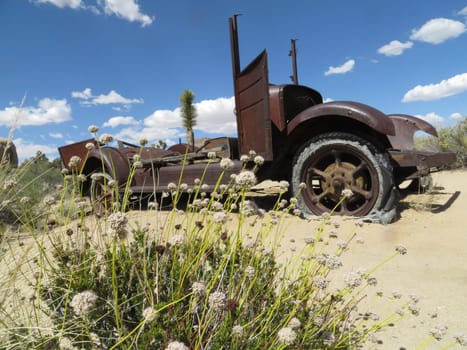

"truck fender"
[287,101,395,137]
[387,114,437,150]
[86,147,130,185]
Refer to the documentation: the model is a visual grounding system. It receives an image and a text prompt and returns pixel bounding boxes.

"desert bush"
[415,117,467,168]
[0,152,62,227]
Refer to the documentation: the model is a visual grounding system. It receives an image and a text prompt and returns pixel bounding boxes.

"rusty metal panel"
[387,114,438,151]
[234,51,273,160]
[388,149,456,176]
[58,138,97,171]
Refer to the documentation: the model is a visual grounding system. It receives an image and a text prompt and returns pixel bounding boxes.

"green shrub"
[415,117,467,168]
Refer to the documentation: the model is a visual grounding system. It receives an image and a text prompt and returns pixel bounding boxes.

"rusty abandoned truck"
[59,16,456,223]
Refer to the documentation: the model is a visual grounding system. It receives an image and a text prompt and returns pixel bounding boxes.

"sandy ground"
[272,169,467,349]
[1,169,465,349]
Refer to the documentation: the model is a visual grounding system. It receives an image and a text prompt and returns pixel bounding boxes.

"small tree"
[179,89,197,151]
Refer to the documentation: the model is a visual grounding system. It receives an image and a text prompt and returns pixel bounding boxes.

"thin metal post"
[289,39,299,85]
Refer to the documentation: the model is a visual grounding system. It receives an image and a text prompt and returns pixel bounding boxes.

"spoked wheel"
[292,133,395,218]
[90,172,115,217]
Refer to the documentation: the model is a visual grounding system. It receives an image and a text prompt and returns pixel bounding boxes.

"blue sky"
[1,0,466,161]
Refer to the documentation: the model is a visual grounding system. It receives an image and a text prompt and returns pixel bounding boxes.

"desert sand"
[273,169,467,349]
[1,169,465,349]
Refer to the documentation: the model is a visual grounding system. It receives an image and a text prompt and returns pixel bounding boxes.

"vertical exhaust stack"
[229,14,241,80]
[289,39,299,85]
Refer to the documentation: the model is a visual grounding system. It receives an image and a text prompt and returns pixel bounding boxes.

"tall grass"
[0,128,464,349]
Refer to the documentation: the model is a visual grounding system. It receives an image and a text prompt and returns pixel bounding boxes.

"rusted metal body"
[58,15,456,222]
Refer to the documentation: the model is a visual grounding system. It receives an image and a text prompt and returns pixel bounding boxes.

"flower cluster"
[277,327,296,345]
[70,290,98,316]
[208,291,226,311]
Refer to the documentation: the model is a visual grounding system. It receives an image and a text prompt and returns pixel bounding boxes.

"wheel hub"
[320,163,356,200]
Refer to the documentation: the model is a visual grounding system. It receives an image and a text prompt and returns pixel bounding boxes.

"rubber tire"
[291,132,397,221]
[90,172,115,217]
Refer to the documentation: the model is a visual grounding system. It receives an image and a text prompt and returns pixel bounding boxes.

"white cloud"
[415,112,444,126]
[324,59,355,76]
[71,87,92,99]
[458,6,467,16]
[33,0,153,26]
[410,18,466,44]
[378,40,413,56]
[402,72,467,102]
[13,138,58,161]
[0,98,72,127]
[195,97,236,134]
[115,126,181,145]
[101,0,154,27]
[450,112,464,120]
[103,116,140,128]
[72,88,143,106]
[34,0,83,9]
[49,132,64,139]
[113,97,236,145]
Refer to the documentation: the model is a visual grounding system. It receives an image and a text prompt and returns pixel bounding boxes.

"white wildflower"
[208,291,226,311]
[288,317,301,329]
[254,155,264,165]
[235,170,257,188]
[277,327,296,345]
[248,150,256,158]
[68,155,81,168]
[313,275,329,290]
[232,324,243,337]
[143,306,157,322]
[220,157,234,170]
[342,188,353,197]
[395,244,407,255]
[192,281,207,296]
[85,142,95,150]
[213,211,227,224]
[279,180,289,191]
[207,151,216,159]
[3,179,17,190]
[454,334,467,346]
[59,336,79,350]
[70,290,98,316]
[133,160,143,168]
[88,125,99,133]
[20,196,30,205]
[245,266,255,278]
[165,340,190,350]
[240,154,249,163]
[100,133,113,143]
[108,211,127,232]
[430,325,448,341]
[299,182,307,189]
[167,182,177,192]
[139,138,148,146]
